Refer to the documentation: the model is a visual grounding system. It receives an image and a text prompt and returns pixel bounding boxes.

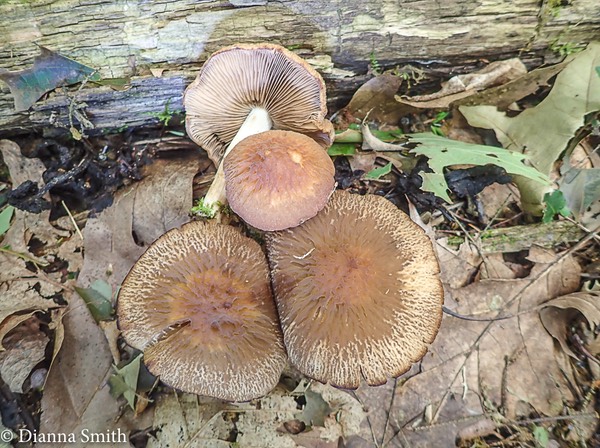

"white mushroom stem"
[202,107,272,215]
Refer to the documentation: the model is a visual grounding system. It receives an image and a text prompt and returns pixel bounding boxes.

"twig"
[442,305,513,322]
[61,200,83,240]
[0,246,48,266]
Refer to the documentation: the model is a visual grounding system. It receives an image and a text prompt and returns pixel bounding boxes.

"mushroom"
[184,43,334,215]
[223,130,336,231]
[117,221,287,401]
[265,190,443,389]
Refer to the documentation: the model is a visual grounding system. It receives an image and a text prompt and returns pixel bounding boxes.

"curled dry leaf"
[540,291,600,359]
[344,73,410,123]
[397,58,527,109]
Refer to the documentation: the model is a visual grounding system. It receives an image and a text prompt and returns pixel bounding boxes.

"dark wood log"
[1,0,599,136]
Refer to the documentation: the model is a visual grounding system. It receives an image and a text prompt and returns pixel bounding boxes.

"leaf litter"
[1,41,600,448]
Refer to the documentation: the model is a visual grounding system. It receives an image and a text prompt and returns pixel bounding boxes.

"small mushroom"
[265,190,443,389]
[224,130,336,231]
[117,221,287,401]
[184,43,334,215]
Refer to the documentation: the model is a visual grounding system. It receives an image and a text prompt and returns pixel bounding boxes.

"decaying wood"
[445,220,585,254]
[1,0,599,135]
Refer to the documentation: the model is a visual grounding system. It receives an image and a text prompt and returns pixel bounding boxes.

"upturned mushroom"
[266,190,443,389]
[117,221,287,401]
[184,43,334,215]
[223,130,336,231]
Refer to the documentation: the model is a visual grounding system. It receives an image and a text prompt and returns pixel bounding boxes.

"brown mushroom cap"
[265,191,443,389]
[224,130,336,231]
[184,43,334,166]
[117,221,287,401]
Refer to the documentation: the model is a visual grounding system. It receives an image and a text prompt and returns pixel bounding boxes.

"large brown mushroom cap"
[224,130,336,231]
[184,43,334,165]
[266,191,443,389]
[117,221,287,401]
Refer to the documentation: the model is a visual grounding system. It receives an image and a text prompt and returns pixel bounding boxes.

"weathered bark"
[0,0,599,135]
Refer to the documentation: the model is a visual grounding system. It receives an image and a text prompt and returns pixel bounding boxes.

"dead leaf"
[540,291,600,359]
[0,317,48,393]
[77,154,202,291]
[344,73,410,124]
[435,239,482,289]
[373,248,581,446]
[460,43,600,214]
[456,61,569,109]
[0,46,98,112]
[298,389,333,427]
[0,141,76,367]
[397,59,527,109]
[39,290,140,448]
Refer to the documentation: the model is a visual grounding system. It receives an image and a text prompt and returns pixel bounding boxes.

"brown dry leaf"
[540,291,600,359]
[477,183,520,224]
[435,238,482,289]
[0,140,81,392]
[40,154,201,446]
[78,153,202,290]
[0,317,48,392]
[344,73,411,124]
[455,60,569,109]
[397,59,527,109]
[373,248,582,447]
[480,253,517,280]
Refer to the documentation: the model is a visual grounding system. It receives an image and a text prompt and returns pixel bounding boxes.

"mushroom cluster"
[117,43,444,402]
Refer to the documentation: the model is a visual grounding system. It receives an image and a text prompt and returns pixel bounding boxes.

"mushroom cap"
[265,191,443,389]
[184,43,334,166]
[117,221,287,401]
[224,130,336,231]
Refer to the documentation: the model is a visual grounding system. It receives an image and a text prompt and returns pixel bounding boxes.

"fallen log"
[1,0,599,136]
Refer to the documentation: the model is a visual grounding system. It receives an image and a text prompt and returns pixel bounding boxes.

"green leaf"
[108,354,142,410]
[407,133,550,203]
[74,279,114,322]
[328,143,356,156]
[532,425,549,448]
[297,389,332,427]
[460,43,600,213]
[0,205,14,236]
[364,162,393,179]
[0,46,99,112]
[596,66,600,77]
[542,190,571,223]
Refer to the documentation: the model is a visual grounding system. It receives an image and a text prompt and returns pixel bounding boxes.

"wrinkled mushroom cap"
[266,191,443,389]
[224,130,336,231]
[117,221,287,401]
[184,43,334,165]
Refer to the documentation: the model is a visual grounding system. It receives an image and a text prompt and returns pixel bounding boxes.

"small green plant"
[430,111,449,136]
[190,198,219,218]
[550,40,584,57]
[542,190,571,223]
[369,52,382,75]
[148,99,177,126]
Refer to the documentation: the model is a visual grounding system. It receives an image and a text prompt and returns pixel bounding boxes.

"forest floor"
[0,43,599,448]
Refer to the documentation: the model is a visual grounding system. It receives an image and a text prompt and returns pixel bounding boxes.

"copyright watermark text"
[1,428,127,444]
